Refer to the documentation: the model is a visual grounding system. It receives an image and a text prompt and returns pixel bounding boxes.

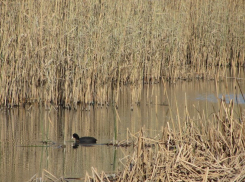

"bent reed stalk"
[84,99,245,181]
[31,97,245,181]
[0,0,245,108]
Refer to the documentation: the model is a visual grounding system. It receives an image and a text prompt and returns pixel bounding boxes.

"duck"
[72,133,97,144]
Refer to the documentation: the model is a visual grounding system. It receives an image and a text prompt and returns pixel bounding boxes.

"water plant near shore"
[28,97,245,181]
[83,99,245,181]
[1,0,245,108]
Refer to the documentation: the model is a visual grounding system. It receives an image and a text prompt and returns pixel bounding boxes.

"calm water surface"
[1,73,245,181]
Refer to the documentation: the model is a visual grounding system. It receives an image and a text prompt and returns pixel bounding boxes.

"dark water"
[1,72,245,181]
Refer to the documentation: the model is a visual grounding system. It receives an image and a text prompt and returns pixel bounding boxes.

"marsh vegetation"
[0,79,244,181]
[1,0,245,181]
[86,99,245,181]
[26,94,245,181]
[0,0,245,108]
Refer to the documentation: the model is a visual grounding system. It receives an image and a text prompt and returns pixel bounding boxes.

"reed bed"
[83,98,245,181]
[1,0,245,108]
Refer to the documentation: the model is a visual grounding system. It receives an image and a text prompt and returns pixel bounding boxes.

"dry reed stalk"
[81,97,245,181]
[1,0,245,107]
[27,169,67,182]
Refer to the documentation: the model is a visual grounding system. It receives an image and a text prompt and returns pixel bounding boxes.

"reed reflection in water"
[0,78,245,181]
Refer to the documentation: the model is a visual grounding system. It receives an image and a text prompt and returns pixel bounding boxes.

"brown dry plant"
[85,99,245,181]
[0,0,245,107]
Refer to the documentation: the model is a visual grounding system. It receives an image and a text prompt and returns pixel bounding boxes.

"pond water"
[1,70,245,181]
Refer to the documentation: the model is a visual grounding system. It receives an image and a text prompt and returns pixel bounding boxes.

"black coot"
[72,133,97,144]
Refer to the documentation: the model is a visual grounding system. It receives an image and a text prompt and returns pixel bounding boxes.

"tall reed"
[0,0,244,107]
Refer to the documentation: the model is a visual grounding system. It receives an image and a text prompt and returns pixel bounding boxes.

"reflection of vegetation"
[112,105,117,144]
[83,99,245,181]
[32,111,243,181]
[0,0,244,108]
[113,148,117,171]
[26,94,245,181]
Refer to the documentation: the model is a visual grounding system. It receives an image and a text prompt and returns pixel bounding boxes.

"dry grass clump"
[85,99,245,181]
[1,0,245,107]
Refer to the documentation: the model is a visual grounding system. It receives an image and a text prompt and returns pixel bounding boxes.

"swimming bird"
[72,133,97,144]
